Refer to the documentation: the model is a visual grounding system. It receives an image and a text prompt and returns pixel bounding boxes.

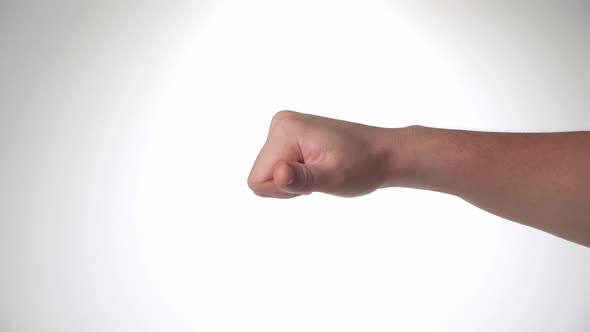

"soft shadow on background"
[1,1,589,331]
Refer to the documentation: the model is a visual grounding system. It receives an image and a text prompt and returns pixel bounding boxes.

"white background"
[1,1,590,331]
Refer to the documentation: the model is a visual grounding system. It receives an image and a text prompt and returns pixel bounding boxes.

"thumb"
[273,160,327,195]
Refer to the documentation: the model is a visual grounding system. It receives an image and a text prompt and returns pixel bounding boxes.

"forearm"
[383,126,590,247]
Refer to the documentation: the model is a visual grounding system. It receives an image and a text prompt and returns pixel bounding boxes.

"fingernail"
[287,174,294,185]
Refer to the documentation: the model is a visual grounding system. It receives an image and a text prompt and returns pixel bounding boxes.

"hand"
[247,111,402,198]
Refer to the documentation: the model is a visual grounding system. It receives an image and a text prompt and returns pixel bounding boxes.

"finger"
[274,160,328,195]
[248,140,300,198]
[251,178,300,199]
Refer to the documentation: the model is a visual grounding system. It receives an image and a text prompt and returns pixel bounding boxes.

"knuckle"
[306,169,315,189]
[247,174,259,191]
[300,166,315,190]
[270,110,298,130]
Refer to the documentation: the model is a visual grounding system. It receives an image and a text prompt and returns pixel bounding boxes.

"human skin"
[247,110,590,247]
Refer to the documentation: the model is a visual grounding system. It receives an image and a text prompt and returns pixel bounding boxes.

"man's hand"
[247,111,405,198]
[247,111,590,247]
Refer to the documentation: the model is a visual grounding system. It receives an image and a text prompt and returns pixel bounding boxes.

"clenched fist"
[247,111,407,198]
[247,110,590,247]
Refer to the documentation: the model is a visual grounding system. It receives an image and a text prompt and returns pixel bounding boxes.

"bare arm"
[385,125,590,247]
[248,111,590,247]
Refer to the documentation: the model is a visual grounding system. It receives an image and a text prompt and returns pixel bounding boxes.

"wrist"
[377,125,422,189]
[380,125,476,195]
